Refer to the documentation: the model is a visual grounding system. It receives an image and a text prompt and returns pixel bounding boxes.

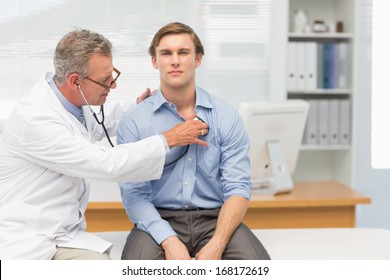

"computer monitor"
[239,100,309,195]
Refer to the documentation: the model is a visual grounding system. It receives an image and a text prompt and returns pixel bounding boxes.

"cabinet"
[286,0,355,186]
[86,181,370,231]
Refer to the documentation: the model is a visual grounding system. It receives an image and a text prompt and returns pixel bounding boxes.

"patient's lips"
[169,70,183,77]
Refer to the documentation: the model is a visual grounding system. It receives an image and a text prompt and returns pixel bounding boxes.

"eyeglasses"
[84,67,121,90]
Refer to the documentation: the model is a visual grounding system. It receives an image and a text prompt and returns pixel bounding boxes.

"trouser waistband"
[156,207,219,212]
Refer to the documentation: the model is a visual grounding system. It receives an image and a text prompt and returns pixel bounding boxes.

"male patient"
[117,22,270,260]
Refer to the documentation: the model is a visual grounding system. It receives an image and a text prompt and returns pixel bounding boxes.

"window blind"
[0,0,274,125]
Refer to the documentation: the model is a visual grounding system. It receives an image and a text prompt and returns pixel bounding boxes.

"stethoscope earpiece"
[76,83,114,147]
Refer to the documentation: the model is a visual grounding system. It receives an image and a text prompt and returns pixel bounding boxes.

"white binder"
[305,42,317,90]
[329,99,340,145]
[304,99,318,145]
[287,42,298,90]
[335,42,351,89]
[318,99,329,146]
[296,42,306,90]
[340,99,351,145]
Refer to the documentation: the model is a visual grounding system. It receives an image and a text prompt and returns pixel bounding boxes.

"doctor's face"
[80,53,118,106]
[152,33,202,91]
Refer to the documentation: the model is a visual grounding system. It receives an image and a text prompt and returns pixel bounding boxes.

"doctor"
[0,29,208,260]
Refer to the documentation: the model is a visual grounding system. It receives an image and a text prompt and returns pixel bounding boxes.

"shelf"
[288,89,352,95]
[289,32,353,39]
[300,145,351,151]
[287,0,354,186]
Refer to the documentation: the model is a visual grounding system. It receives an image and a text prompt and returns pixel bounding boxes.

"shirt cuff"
[148,219,177,245]
[158,134,170,153]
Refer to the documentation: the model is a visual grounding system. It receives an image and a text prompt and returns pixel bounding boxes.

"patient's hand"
[195,238,225,260]
[161,236,191,260]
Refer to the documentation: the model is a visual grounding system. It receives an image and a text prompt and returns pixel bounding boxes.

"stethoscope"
[78,83,206,167]
[164,116,207,168]
[77,84,115,147]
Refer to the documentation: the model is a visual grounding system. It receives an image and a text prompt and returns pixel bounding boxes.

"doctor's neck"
[53,76,84,108]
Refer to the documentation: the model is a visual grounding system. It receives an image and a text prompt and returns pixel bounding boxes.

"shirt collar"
[48,76,83,120]
[152,86,215,113]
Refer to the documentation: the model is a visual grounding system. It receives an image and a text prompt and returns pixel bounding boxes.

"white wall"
[355,0,390,229]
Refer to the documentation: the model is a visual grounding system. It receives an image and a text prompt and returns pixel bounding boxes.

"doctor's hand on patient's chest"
[162,119,209,148]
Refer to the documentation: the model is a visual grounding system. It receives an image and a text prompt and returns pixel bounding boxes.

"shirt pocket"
[196,143,220,178]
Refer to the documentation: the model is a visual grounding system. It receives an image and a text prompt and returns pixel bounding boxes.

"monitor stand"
[251,140,294,195]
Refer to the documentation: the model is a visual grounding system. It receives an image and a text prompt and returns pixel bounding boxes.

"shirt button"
[188,158,192,161]
[184,205,189,209]
[184,181,188,185]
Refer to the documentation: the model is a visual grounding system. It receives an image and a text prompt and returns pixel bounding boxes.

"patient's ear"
[151,56,159,69]
[195,53,203,68]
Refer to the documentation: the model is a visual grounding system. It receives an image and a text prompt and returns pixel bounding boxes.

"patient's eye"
[179,50,190,55]
[160,50,171,56]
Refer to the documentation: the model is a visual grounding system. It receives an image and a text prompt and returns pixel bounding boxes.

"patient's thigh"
[222,224,271,260]
[121,227,165,260]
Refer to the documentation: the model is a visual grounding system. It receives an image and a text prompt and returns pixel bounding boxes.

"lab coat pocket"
[0,201,42,234]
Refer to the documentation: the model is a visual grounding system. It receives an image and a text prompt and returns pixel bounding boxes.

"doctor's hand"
[136,88,156,104]
[161,236,192,260]
[162,120,209,148]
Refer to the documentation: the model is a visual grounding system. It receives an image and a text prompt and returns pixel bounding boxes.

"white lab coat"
[0,72,166,259]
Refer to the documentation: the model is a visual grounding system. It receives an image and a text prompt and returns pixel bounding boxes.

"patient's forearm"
[211,196,248,247]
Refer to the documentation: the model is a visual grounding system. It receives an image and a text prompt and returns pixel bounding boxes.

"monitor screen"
[239,100,308,194]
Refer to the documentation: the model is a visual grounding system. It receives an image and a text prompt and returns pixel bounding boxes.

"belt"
[184,207,211,211]
[156,207,215,212]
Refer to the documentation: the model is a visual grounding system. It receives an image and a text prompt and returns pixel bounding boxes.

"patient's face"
[152,33,202,91]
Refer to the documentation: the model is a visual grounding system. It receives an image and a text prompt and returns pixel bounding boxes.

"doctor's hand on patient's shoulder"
[136,88,157,104]
[162,120,209,148]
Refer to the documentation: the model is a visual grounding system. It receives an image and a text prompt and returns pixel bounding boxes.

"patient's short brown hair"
[149,22,204,57]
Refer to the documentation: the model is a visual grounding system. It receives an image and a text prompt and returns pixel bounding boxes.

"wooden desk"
[85,181,370,232]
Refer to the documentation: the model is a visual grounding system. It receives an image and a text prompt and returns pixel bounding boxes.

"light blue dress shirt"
[117,86,251,244]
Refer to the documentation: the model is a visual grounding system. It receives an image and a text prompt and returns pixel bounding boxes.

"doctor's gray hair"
[53,29,112,85]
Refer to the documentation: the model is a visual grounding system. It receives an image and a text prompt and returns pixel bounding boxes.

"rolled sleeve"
[220,112,252,201]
